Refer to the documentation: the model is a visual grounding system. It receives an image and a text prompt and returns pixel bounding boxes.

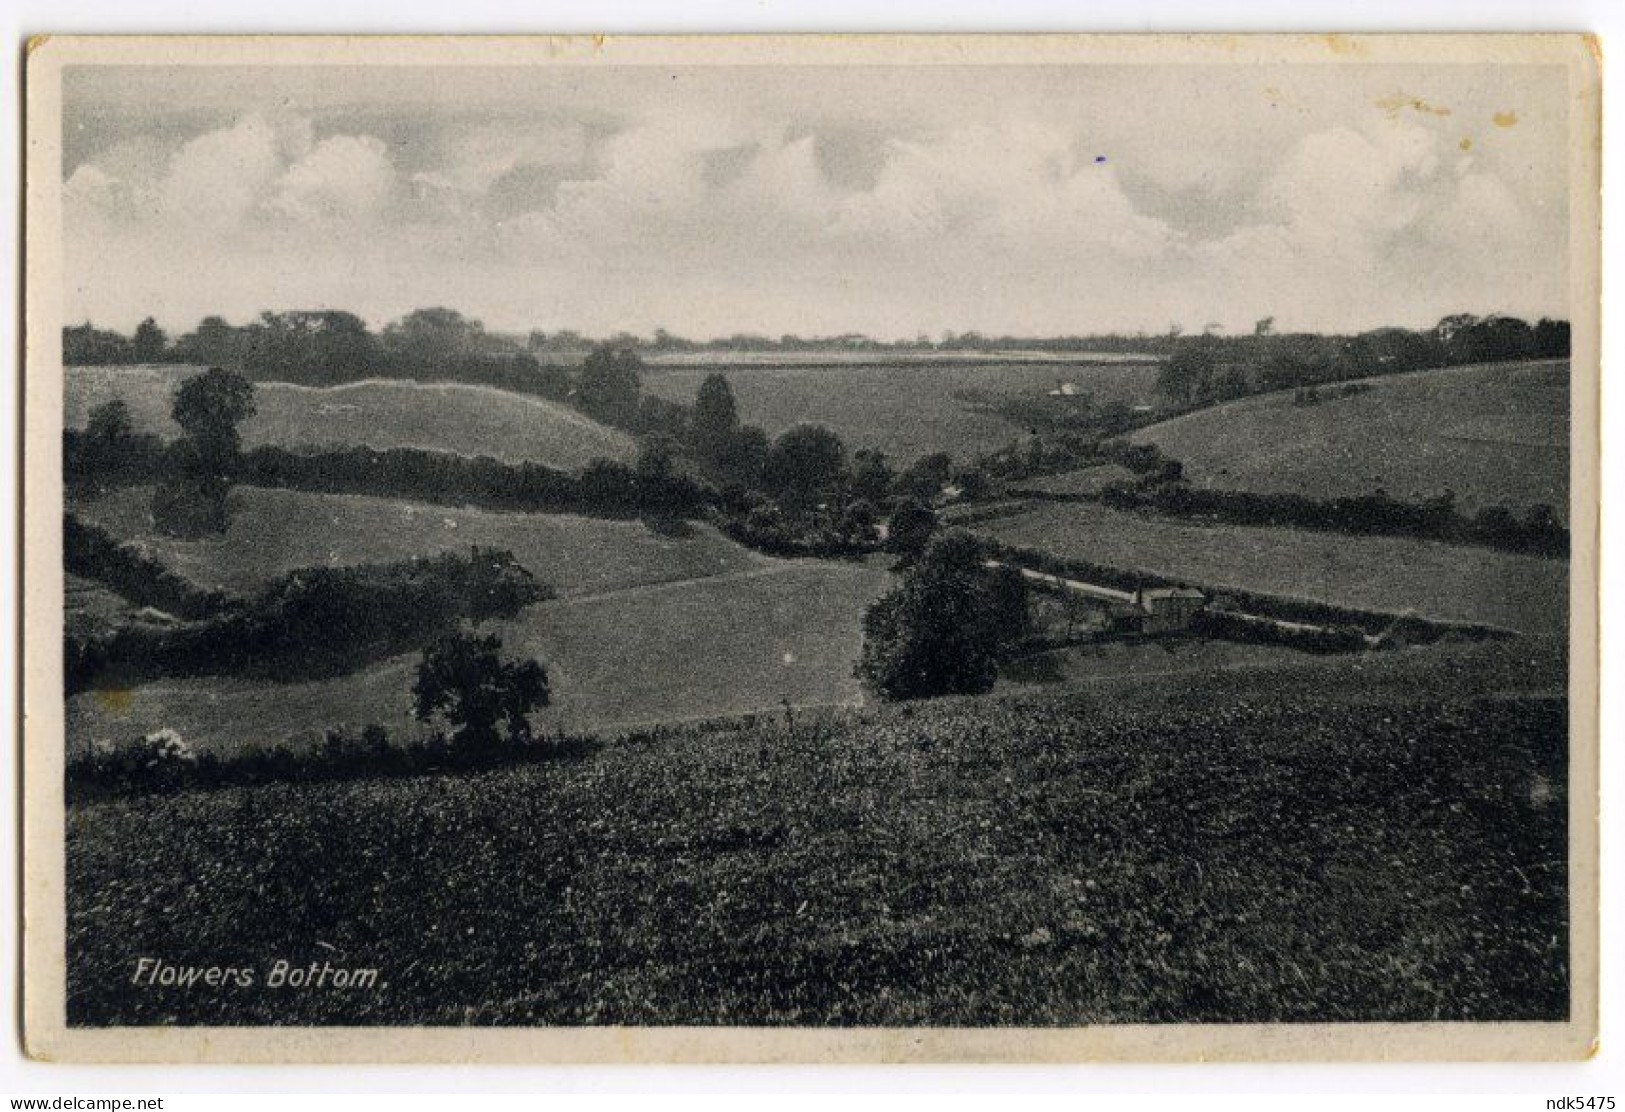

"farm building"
[1133,587,1208,634]
[1092,586,1208,635]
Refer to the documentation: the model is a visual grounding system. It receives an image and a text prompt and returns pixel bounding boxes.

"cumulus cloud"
[59,65,1571,337]
[268,135,396,224]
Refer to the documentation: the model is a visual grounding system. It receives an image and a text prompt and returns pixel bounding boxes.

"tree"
[635,434,679,487]
[1533,318,1571,358]
[177,315,237,365]
[153,368,256,537]
[132,317,168,363]
[982,564,1031,650]
[849,449,894,505]
[172,366,257,468]
[854,533,1014,701]
[762,424,846,504]
[716,424,769,488]
[382,307,486,364]
[892,451,952,501]
[1157,338,1218,404]
[576,344,643,427]
[885,497,937,559]
[412,631,550,750]
[690,373,739,462]
[85,398,134,452]
[839,499,881,547]
[72,399,161,490]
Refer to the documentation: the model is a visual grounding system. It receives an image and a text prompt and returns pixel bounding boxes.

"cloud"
[268,135,396,224]
[160,114,307,229]
[59,66,1572,337]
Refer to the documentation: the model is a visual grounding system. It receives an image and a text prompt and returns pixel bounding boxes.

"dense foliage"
[1087,481,1569,558]
[67,548,551,694]
[412,632,551,751]
[856,533,1029,701]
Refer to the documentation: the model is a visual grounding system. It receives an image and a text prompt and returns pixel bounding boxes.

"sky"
[60,62,1573,339]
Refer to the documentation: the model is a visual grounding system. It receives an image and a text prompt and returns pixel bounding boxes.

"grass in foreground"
[66,641,1567,1026]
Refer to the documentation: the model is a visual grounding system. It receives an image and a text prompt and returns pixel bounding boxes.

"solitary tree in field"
[855,533,1020,701]
[172,367,257,468]
[412,631,550,750]
[152,367,256,537]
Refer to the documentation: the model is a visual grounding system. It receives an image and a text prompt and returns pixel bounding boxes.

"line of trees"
[64,514,234,620]
[1084,480,1568,558]
[66,547,550,695]
[1156,314,1570,407]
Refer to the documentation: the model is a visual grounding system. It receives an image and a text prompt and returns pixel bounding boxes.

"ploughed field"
[641,358,1161,461]
[972,499,1567,636]
[66,487,893,750]
[1127,360,1570,520]
[66,640,1568,1026]
[66,365,636,469]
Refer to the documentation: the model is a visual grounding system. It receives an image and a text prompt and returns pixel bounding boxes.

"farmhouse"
[1133,587,1208,634]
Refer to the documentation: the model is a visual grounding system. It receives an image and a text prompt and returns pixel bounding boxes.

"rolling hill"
[1126,359,1569,519]
[642,358,1161,462]
[65,365,635,469]
[971,498,1566,636]
[66,485,894,751]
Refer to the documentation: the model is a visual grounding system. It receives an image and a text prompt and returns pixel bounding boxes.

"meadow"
[66,639,1567,1026]
[71,486,760,599]
[973,499,1567,636]
[67,559,893,753]
[66,483,895,751]
[65,366,635,469]
[1127,360,1569,519]
[642,359,1162,461]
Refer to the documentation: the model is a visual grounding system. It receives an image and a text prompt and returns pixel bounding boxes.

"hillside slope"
[66,365,635,469]
[67,640,1567,1026]
[1127,360,1569,518]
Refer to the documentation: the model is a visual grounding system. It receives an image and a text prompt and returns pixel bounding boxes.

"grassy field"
[65,366,635,469]
[66,639,1567,1026]
[67,558,893,753]
[72,486,761,599]
[643,349,1158,367]
[1127,360,1569,519]
[65,574,142,640]
[973,499,1567,635]
[67,483,894,750]
[1009,464,1139,496]
[642,359,1161,462]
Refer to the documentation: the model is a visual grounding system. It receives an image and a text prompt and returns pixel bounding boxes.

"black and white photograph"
[19,33,1600,1063]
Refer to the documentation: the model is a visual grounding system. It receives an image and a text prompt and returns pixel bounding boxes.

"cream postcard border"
[19,32,1602,1064]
